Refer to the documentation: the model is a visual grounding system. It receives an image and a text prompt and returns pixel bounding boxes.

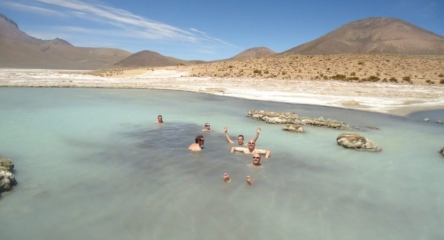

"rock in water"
[336,133,382,152]
[247,109,350,130]
[0,157,17,194]
[283,124,305,133]
[0,157,14,171]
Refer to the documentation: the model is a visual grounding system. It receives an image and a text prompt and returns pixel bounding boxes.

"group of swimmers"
[156,115,271,185]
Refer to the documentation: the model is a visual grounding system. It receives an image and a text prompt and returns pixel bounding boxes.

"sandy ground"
[1,67,444,116]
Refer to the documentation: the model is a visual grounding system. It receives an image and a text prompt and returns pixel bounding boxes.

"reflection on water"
[0,87,443,240]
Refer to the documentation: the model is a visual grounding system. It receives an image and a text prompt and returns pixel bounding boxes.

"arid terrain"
[1,13,444,116]
[91,54,444,86]
[2,54,443,117]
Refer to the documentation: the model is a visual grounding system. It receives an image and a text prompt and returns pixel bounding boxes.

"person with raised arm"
[231,139,271,158]
[224,126,261,145]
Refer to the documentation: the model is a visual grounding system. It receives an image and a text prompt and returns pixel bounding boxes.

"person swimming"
[224,126,261,145]
[155,115,163,123]
[188,135,204,151]
[202,123,211,131]
[231,139,271,158]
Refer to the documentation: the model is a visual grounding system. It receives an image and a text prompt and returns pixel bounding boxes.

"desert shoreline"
[1,67,444,117]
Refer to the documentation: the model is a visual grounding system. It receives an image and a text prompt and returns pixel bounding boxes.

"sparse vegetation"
[389,77,398,83]
[159,54,444,85]
[367,76,380,82]
[331,74,346,80]
[440,79,444,84]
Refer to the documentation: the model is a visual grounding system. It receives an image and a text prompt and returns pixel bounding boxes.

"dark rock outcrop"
[336,133,382,152]
[440,147,444,156]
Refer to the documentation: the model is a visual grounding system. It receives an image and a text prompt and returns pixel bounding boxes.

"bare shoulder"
[254,148,267,154]
[188,144,201,151]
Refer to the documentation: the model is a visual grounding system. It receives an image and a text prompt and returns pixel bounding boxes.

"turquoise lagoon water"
[0,87,443,240]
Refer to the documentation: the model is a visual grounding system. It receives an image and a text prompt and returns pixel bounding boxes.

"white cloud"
[3,0,236,47]
[32,0,199,41]
[1,0,239,59]
[0,1,67,17]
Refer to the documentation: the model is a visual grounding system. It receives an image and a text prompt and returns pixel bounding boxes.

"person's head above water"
[237,135,245,145]
[247,140,256,150]
[157,115,163,123]
[204,123,211,131]
[252,153,261,166]
[195,135,204,145]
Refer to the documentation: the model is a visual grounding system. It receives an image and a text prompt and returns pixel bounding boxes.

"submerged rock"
[247,109,351,130]
[283,124,305,133]
[0,170,17,192]
[0,157,17,195]
[437,120,443,124]
[336,133,382,152]
[440,147,444,156]
[0,157,14,171]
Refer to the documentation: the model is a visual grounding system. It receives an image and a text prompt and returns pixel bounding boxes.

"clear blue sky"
[1,0,443,61]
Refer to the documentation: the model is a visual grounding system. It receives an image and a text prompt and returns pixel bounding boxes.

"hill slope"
[283,17,444,55]
[231,47,276,60]
[113,50,187,67]
[0,14,131,69]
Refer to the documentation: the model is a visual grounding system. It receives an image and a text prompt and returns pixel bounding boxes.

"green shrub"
[426,80,431,84]
[402,76,411,81]
[253,69,261,74]
[440,79,444,84]
[350,72,356,76]
[438,73,444,77]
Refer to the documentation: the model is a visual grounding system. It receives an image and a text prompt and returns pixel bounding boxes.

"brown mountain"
[230,47,276,60]
[0,14,131,69]
[283,17,444,55]
[114,50,188,67]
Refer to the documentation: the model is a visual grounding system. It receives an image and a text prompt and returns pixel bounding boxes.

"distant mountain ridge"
[114,50,187,67]
[283,17,444,55]
[1,14,444,70]
[230,47,276,60]
[0,13,131,69]
[0,14,18,28]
